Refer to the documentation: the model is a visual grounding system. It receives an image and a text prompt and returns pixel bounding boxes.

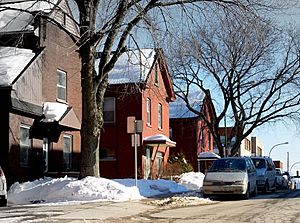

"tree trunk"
[79,43,101,178]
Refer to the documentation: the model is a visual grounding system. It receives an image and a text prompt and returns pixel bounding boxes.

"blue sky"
[255,4,300,175]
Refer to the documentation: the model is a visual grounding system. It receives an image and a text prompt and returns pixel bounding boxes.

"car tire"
[242,184,250,200]
[0,198,7,207]
[252,185,258,197]
[262,180,269,194]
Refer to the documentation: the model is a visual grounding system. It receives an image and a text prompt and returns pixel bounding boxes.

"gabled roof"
[0,47,36,86]
[96,48,176,101]
[97,49,156,85]
[170,92,205,119]
[0,0,59,33]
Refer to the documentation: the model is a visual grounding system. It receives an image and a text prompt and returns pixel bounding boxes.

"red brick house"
[0,0,81,185]
[99,48,176,179]
[169,92,217,173]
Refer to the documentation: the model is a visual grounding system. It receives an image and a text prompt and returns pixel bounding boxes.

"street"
[0,189,299,223]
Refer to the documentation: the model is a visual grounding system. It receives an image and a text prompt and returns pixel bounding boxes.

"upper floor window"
[104,97,116,123]
[158,103,162,129]
[146,98,151,125]
[20,124,31,166]
[57,69,67,102]
[63,134,73,170]
[154,63,159,86]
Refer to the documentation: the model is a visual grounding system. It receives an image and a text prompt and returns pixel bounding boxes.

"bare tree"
[168,9,300,156]
[0,0,289,176]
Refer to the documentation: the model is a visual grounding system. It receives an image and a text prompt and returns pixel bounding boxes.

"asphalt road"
[0,190,299,223]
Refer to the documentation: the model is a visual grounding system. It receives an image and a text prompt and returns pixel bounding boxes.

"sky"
[254,3,300,176]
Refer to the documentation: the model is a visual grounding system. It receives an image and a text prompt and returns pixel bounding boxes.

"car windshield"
[251,158,266,169]
[208,159,246,172]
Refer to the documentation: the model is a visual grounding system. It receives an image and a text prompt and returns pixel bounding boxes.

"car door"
[246,159,257,192]
[266,159,276,187]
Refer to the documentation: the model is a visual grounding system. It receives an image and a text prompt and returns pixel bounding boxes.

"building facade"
[0,0,81,185]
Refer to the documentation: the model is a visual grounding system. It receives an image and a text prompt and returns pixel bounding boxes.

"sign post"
[127,117,143,187]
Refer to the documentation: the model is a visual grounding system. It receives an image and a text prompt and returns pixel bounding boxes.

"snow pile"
[8,172,205,205]
[178,172,205,190]
[8,176,142,205]
[149,191,214,207]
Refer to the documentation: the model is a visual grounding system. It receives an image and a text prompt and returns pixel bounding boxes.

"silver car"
[202,157,257,199]
[0,166,7,207]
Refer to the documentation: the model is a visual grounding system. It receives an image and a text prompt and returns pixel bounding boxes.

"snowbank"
[8,172,205,205]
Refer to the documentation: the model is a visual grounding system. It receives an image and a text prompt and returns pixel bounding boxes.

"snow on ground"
[7,172,206,206]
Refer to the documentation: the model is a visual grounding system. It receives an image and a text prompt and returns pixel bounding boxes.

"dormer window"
[57,69,67,102]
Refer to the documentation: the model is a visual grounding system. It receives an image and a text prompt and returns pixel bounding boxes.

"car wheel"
[262,180,269,194]
[242,183,250,200]
[202,193,210,199]
[252,185,258,197]
[271,182,276,193]
[0,198,7,207]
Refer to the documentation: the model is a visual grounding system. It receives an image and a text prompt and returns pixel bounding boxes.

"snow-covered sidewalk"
[8,172,206,205]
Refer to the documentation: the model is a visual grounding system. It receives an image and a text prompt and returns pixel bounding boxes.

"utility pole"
[287,152,290,173]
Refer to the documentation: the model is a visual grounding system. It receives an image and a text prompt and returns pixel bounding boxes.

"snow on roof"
[42,102,68,122]
[0,47,35,86]
[143,134,176,147]
[0,0,59,32]
[170,92,205,119]
[96,49,156,85]
[198,151,220,159]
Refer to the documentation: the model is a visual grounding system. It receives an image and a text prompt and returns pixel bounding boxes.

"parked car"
[282,171,294,190]
[0,166,7,207]
[275,168,285,189]
[202,157,257,199]
[251,156,276,193]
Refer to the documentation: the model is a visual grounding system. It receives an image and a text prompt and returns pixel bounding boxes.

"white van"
[251,157,276,193]
[0,166,7,207]
[202,157,257,199]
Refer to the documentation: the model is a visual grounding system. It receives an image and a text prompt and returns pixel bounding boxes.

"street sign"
[131,134,140,147]
[127,116,136,133]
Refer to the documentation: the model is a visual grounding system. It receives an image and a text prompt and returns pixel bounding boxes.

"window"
[154,63,159,86]
[156,152,163,178]
[146,98,151,125]
[104,97,116,123]
[63,134,73,170]
[20,124,31,166]
[57,69,67,102]
[158,103,162,129]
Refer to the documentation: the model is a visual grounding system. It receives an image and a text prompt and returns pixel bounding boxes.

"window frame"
[158,103,162,129]
[146,98,151,125]
[103,97,116,123]
[63,134,73,171]
[20,124,32,166]
[57,69,67,102]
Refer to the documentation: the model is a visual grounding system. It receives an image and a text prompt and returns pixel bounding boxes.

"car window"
[251,158,266,169]
[208,159,246,172]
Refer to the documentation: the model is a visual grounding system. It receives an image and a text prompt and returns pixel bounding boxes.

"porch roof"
[42,102,81,130]
[143,134,176,147]
[197,151,220,160]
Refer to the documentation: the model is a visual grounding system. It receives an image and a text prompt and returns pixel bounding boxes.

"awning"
[197,151,220,160]
[143,134,176,147]
[30,102,81,142]
[42,102,81,130]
